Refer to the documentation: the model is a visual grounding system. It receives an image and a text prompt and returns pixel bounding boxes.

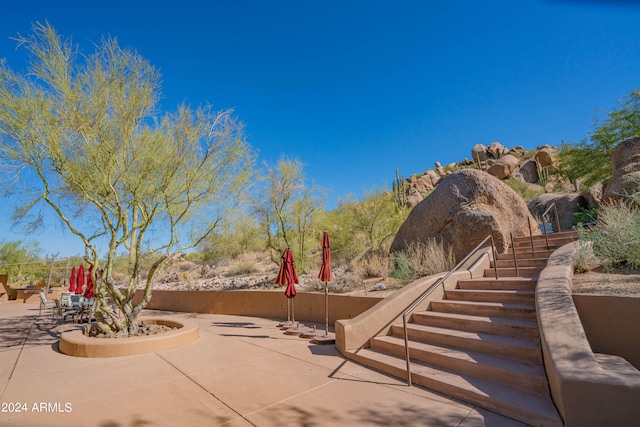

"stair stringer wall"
[537,242,640,427]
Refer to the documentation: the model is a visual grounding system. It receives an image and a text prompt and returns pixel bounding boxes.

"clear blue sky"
[1,0,640,257]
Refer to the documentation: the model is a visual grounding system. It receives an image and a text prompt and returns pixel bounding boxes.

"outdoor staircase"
[347,230,579,427]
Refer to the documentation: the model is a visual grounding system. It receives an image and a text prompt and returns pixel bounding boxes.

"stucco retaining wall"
[537,243,640,427]
[573,294,640,370]
[59,318,199,357]
[132,289,384,324]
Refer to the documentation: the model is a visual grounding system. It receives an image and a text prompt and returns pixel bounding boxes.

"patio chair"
[38,291,55,316]
[52,298,80,324]
[60,292,72,307]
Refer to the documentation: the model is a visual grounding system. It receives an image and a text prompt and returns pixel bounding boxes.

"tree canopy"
[0,22,255,335]
[559,89,640,188]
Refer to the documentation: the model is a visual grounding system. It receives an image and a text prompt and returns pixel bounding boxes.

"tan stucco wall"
[59,318,199,358]
[537,243,640,427]
[132,289,383,325]
[573,294,640,370]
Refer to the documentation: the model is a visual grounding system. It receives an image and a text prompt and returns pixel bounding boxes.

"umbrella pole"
[324,281,329,336]
[287,298,291,323]
[292,299,295,323]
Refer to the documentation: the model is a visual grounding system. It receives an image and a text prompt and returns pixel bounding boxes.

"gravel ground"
[571,266,640,297]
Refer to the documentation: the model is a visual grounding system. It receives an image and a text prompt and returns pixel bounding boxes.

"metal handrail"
[402,235,499,386]
[509,215,535,277]
[540,202,561,250]
[509,202,561,276]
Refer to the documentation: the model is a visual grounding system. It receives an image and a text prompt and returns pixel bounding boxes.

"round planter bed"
[59,317,199,358]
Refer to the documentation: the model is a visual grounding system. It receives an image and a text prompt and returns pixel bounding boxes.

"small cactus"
[393,167,407,210]
[537,164,550,192]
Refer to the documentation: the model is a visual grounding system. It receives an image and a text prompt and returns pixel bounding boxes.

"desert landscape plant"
[253,157,324,272]
[392,239,455,283]
[0,240,43,284]
[0,23,255,336]
[559,89,640,188]
[504,177,544,203]
[199,212,264,263]
[579,199,640,270]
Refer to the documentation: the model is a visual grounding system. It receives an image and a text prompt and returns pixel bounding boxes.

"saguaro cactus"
[393,167,408,210]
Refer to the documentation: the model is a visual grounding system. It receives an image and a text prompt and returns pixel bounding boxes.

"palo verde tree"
[253,157,324,272]
[320,189,408,264]
[0,240,42,283]
[0,23,255,336]
[559,89,640,188]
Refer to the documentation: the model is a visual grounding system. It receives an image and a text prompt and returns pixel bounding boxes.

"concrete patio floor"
[0,302,529,427]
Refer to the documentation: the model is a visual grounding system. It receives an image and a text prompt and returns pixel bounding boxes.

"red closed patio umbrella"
[75,265,85,295]
[68,266,77,292]
[314,231,335,343]
[83,265,94,298]
[276,248,299,326]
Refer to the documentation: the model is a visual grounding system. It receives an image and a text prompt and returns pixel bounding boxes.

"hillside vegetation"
[3,88,640,294]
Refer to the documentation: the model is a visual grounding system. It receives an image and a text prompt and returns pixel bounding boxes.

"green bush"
[573,205,599,226]
[504,178,544,203]
[579,200,640,270]
[391,251,413,283]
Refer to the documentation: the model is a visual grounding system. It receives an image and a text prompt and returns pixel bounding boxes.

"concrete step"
[508,242,570,253]
[371,335,549,395]
[511,231,577,243]
[496,250,555,260]
[412,311,540,340]
[347,348,562,427]
[512,231,578,244]
[431,300,537,320]
[484,267,542,278]
[391,323,542,364]
[492,258,548,268]
[456,277,536,291]
[511,236,577,249]
[445,289,535,304]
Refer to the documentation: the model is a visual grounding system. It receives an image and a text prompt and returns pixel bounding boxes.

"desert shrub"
[392,239,455,283]
[573,204,599,226]
[173,260,198,273]
[199,213,264,264]
[225,254,260,277]
[504,177,544,203]
[573,241,601,273]
[579,199,640,270]
[0,240,44,284]
[391,251,413,283]
[350,250,392,279]
[320,190,408,266]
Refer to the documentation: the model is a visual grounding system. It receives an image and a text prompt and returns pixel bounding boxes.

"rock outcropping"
[603,136,640,204]
[390,169,541,260]
[399,143,560,207]
[528,193,589,232]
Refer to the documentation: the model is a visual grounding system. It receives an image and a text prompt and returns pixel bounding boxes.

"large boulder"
[528,193,589,232]
[406,187,423,208]
[509,145,526,157]
[471,144,489,162]
[534,147,557,170]
[603,136,640,204]
[425,169,441,187]
[487,154,519,180]
[487,141,509,159]
[518,159,539,183]
[390,169,541,260]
